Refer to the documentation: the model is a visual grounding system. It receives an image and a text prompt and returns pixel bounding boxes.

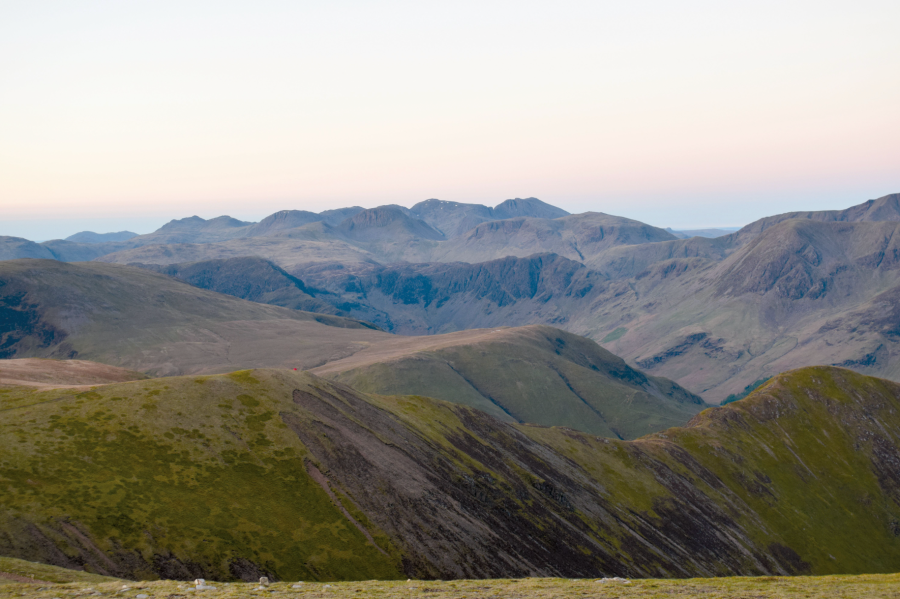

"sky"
[2,0,899,240]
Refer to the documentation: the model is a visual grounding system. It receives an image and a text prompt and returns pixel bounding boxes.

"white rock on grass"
[596,577,631,583]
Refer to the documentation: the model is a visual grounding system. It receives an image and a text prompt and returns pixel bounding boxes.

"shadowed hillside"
[0,259,383,375]
[141,256,342,315]
[3,366,900,580]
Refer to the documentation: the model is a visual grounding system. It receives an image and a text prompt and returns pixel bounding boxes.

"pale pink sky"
[1,0,899,238]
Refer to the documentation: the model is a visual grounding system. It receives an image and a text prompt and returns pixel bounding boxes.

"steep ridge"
[3,366,900,580]
[602,219,900,398]
[313,325,706,439]
[730,192,900,245]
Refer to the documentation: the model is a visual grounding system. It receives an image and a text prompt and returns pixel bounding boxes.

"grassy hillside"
[0,358,147,389]
[0,260,386,375]
[0,557,118,584]
[0,261,700,436]
[316,325,705,439]
[0,370,403,582]
[3,365,900,580]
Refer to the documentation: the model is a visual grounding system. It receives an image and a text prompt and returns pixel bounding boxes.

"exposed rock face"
[140,256,341,315]
[3,367,900,580]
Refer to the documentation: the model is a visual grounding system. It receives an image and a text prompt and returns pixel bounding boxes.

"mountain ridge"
[3,365,900,579]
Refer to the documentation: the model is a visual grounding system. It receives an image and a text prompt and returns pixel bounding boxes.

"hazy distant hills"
[135,207,900,402]
[4,192,900,401]
[3,364,900,579]
[666,227,736,239]
[0,259,701,437]
[64,230,138,243]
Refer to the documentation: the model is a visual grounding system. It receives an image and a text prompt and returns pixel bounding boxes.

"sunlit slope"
[3,366,900,580]
[315,325,705,439]
[0,358,147,389]
[0,370,403,582]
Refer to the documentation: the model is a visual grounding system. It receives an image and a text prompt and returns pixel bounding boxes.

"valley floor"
[3,574,900,599]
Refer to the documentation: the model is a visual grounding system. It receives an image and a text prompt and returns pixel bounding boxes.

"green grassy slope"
[3,366,900,580]
[0,371,402,582]
[0,557,118,584]
[321,325,706,439]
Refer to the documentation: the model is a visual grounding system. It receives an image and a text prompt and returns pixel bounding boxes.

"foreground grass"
[3,573,900,598]
[0,558,116,584]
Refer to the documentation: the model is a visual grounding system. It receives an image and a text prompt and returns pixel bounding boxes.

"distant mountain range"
[665,227,737,239]
[2,192,900,402]
[6,194,900,581]
[64,230,138,243]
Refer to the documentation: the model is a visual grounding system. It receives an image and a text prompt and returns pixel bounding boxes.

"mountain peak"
[492,197,569,220]
[64,231,138,243]
[338,206,445,241]
[157,215,250,232]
